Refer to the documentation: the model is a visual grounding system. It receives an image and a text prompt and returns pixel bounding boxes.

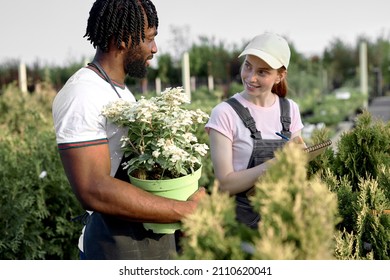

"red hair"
[272,67,288,98]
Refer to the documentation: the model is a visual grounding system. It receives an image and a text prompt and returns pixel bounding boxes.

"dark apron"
[82,157,176,260]
[225,97,291,229]
[81,62,176,259]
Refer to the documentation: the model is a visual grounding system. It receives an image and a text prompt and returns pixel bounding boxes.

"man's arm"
[59,143,205,223]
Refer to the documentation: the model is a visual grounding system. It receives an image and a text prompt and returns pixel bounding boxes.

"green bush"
[333,111,390,188]
[0,85,83,259]
[0,85,218,259]
[327,111,390,259]
[303,90,366,126]
[178,111,390,260]
[2,82,389,260]
[178,144,340,259]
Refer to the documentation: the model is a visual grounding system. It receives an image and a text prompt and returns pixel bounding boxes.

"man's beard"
[123,47,148,78]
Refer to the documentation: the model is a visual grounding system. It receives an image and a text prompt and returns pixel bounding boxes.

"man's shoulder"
[56,68,111,102]
[60,68,103,91]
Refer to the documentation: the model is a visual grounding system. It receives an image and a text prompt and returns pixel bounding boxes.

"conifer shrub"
[251,144,339,259]
[179,144,339,259]
[177,184,252,260]
[2,83,389,260]
[333,111,390,190]
[325,111,390,259]
[311,111,390,259]
[0,85,83,259]
[179,110,390,260]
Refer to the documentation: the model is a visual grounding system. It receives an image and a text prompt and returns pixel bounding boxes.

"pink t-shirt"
[205,93,304,171]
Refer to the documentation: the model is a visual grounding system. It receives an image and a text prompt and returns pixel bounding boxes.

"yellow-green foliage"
[251,144,339,259]
[332,175,390,260]
[179,144,340,260]
[178,183,249,260]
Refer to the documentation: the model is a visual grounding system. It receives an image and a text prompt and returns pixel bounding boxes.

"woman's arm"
[208,129,268,195]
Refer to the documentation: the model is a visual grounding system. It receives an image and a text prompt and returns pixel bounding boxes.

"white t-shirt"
[52,67,136,251]
[53,67,136,175]
[205,93,304,171]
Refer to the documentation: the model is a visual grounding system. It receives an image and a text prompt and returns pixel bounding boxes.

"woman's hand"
[291,135,307,149]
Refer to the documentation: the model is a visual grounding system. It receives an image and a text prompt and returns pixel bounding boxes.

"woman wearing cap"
[205,32,305,229]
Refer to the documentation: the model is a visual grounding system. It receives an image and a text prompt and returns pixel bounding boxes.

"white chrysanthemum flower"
[101,87,209,179]
[156,138,165,147]
[183,132,197,143]
[152,150,160,158]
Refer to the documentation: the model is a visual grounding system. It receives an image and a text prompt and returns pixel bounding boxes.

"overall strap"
[279,97,291,139]
[88,62,122,99]
[225,98,262,139]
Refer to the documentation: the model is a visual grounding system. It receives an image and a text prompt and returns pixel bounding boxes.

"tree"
[323,38,357,90]
[188,36,234,83]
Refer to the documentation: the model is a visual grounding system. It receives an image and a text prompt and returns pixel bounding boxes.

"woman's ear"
[277,70,287,83]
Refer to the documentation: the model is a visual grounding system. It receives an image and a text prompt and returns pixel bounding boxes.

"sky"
[1,0,389,67]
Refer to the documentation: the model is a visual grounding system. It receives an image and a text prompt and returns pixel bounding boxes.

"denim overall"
[225,97,291,229]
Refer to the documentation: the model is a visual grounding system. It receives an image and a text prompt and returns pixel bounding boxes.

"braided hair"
[84,0,158,52]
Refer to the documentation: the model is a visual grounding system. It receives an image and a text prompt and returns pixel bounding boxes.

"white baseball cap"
[239,32,291,69]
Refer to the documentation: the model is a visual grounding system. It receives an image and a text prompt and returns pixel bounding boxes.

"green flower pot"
[129,166,202,234]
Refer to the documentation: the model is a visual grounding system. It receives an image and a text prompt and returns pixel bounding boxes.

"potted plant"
[101,87,209,233]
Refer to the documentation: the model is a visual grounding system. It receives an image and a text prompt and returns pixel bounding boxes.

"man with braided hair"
[52,0,205,260]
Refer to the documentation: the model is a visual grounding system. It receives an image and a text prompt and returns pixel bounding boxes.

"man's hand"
[188,187,207,203]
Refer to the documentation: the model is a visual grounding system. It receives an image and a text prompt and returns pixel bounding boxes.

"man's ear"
[107,37,130,53]
[119,40,128,52]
